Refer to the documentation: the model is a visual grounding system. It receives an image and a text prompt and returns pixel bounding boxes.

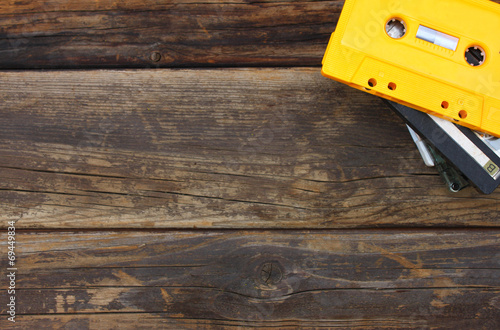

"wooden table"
[1,0,499,328]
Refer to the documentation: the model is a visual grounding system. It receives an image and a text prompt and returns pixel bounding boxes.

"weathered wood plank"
[0,0,341,68]
[1,314,468,329]
[2,0,499,69]
[1,230,499,327]
[1,68,499,229]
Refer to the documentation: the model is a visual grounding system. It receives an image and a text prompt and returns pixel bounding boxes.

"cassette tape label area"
[322,0,500,137]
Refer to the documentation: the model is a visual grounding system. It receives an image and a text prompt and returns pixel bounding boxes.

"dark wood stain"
[0,1,341,68]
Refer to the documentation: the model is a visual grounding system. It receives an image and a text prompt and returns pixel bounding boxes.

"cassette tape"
[322,0,500,138]
[386,100,500,194]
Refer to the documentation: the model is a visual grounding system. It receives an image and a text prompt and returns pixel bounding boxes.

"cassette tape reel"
[322,0,500,138]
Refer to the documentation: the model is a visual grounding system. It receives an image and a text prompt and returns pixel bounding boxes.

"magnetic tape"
[322,0,500,138]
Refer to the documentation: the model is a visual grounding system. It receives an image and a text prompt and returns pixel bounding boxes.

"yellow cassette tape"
[322,0,500,137]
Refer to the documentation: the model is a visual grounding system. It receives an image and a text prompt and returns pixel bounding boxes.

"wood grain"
[1,230,499,328]
[3,0,500,327]
[0,0,341,68]
[2,0,499,69]
[1,68,500,229]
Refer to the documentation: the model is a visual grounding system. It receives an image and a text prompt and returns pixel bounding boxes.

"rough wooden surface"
[0,0,341,68]
[2,0,500,327]
[1,69,500,229]
[1,230,499,328]
[2,0,499,69]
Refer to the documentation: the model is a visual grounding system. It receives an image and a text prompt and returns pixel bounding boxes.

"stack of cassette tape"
[322,0,500,193]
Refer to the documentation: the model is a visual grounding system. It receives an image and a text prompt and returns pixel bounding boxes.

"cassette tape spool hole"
[465,46,485,66]
[385,18,407,39]
[368,78,377,88]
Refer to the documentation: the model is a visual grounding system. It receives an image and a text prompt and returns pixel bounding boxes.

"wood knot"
[259,262,282,285]
[150,52,161,62]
